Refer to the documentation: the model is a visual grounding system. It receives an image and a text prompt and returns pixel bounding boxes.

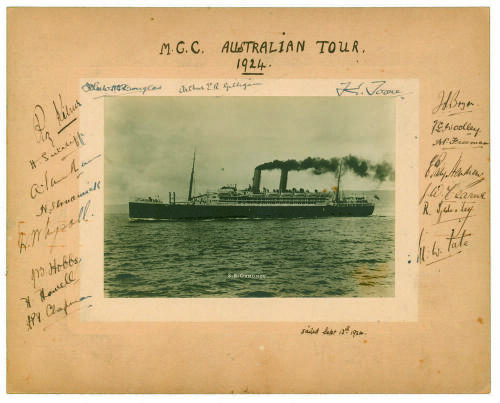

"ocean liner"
[129,153,375,220]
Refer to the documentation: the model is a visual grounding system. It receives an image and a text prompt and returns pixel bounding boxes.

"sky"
[104,96,395,204]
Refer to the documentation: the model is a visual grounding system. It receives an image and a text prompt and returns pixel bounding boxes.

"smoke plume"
[256,155,394,182]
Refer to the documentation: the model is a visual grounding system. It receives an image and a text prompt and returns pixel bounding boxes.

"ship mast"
[336,161,342,202]
[188,151,196,201]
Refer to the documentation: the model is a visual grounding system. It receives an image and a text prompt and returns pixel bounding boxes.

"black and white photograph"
[104,96,395,298]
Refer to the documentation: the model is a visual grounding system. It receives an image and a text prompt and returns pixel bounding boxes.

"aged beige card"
[7,8,490,393]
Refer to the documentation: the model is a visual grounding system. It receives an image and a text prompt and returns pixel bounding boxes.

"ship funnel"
[252,168,262,193]
[279,169,288,193]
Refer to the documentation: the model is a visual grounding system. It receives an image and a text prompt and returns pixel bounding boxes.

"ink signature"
[336,80,401,97]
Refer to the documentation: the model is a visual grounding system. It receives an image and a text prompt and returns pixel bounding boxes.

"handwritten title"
[159,34,364,76]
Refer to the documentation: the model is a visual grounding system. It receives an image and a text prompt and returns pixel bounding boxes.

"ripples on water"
[104,195,394,298]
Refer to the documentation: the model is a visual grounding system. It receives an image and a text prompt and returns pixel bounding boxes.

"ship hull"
[129,202,375,220]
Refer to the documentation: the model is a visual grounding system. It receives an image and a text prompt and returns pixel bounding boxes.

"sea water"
[104,190,394,298]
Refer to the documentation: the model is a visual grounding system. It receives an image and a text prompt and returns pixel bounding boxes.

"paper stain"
[477,317,484,325]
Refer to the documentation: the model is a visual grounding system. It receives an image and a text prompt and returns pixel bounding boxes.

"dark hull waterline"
[129,202,375,220]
